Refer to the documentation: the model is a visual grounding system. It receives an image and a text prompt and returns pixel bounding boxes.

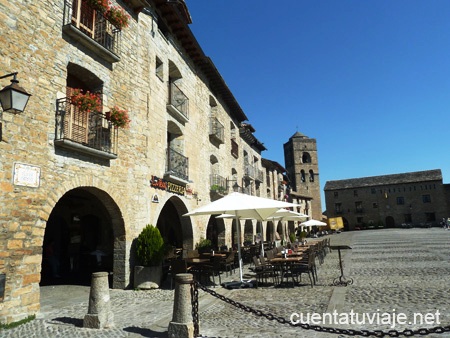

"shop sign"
[150,175,186,196]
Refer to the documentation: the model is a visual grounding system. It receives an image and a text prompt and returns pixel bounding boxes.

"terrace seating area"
[163,237,333,289]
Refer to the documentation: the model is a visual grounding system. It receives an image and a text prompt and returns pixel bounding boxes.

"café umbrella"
[300,219,327,227]
[183,192,298,283]
[215,208,307,257]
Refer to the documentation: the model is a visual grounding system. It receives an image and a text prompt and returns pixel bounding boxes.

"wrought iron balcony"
[209,117,224,144]
[167,82,189,122]
[244,163,263,182]
[166,147,189,183]
[210,174,227,195]
[62,0,121,63]
[55,98,118,159]
[231,138,239,158]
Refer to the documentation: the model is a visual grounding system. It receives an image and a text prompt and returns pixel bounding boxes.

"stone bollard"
[168,273,195,338]
[83,271,114,329]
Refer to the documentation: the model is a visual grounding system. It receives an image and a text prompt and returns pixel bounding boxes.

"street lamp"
[0,72,31,114]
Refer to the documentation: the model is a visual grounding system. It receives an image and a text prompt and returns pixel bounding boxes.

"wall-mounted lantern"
[0,72,31,114]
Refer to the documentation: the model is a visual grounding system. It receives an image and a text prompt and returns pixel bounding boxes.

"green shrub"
[289,233,297,243]
[135,225,165,266]
[195,237,212,252]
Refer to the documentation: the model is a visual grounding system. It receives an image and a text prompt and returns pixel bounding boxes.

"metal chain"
[191,280,199,337]
[195,281,450,337]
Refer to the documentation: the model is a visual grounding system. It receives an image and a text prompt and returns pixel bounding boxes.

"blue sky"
[185,1,450,211]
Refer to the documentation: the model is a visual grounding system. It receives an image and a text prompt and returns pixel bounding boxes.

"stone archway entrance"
[41,187,125,288]
[206,217,226,250]
[156,196,193,251]
[385,216,395,228]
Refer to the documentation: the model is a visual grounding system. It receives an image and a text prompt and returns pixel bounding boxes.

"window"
[309,170,314,182]
[334,191,339,198]
[335,203,342,213]
[397,197,405,205]
[300,170,306,182]
[371,188,376,194]
[62,0,121,62]
[372,202,378,208]
[422,194,431,203]
[156,56,163,81]
[302,152,311,163]
[355,201,363,213]
[353,190,358,197]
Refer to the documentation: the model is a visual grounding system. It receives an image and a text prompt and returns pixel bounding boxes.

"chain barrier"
[194,281,450,337]
[191,280,199,337]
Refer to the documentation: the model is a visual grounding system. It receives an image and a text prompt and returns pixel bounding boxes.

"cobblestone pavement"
[2,228,450,337]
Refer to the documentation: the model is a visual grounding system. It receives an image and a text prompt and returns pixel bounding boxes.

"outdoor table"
[275,251,304,258]
[184,258,210,267]
[200,253,227,259]
[329,245,353,286]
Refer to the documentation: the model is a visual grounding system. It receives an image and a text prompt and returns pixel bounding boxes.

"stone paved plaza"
[2,228,450,337]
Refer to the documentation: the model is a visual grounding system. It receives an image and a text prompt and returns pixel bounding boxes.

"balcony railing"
[210,174,227,194]
[63,0,121,63]
[55,98,118,159]
[209,117,224,144]
[231,138,239,158]
[167,82,189,122]
[166,147,189,182]
[244,163,263,182]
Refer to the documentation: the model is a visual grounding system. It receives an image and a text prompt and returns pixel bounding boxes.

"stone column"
[168,273,194,338]
[83,271,114,329]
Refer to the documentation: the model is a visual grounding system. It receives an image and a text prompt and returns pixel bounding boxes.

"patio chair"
[291,251,316,288]
[265,249,275,260]
[199,256,222,287]
[251,256,277,286]
[169,259,191,289]
[220,251,236,277]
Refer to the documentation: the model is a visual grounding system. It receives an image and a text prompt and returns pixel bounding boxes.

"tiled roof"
[324,169,442,190]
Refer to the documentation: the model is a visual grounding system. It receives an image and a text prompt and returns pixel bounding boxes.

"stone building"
[0,0,290,324]
[324,169,449,230]
[284,131,322,221]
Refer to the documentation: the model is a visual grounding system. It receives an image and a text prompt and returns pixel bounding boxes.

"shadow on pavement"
[124,326,168,337]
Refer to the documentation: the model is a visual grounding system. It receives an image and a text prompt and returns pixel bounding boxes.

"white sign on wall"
[13,163,41,188]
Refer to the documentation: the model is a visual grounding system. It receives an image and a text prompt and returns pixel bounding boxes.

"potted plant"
[210,184,226,195]
[70,89,101,113]
[195,237,212,254]
[107,106,131,129]
[105,6,130,30]
[134,225,165,289]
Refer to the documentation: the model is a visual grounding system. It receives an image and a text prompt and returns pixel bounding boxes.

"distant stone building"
[324,169,449,230]
[284,132,322,220]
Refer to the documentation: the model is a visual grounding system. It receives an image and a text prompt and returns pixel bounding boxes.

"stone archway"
[243,220,254,245]
[266,221,274,243]
[156,196,193,251]
[385,216,395,228]
[41,187,125,288]
[206,216,226,250]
